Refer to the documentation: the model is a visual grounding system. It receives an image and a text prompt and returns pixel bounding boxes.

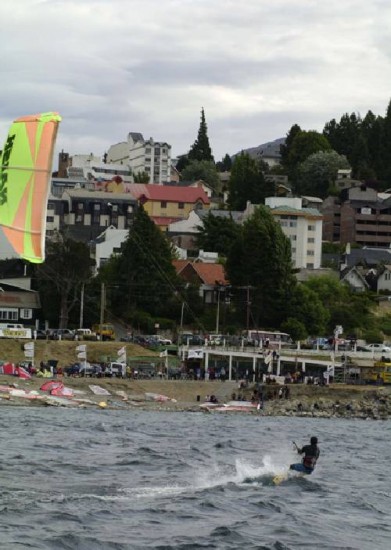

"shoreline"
[0,375,390,419]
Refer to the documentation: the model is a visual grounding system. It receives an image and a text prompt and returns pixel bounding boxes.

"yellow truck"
[92,323,116,341]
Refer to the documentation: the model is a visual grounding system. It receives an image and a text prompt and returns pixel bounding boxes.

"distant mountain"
[233,137,285,161]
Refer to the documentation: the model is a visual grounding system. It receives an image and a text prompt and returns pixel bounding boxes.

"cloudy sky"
[0,0,390,164]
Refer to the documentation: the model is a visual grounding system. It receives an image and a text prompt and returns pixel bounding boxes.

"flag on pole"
[24,342,34,351]
[159,349,168,358]
[76,344,87,352]
[118,346,126,356]
[77,351,87,359]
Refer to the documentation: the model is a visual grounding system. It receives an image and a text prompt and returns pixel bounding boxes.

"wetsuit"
[289,443,320,474]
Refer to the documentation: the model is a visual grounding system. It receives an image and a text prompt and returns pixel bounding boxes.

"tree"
[101,205,179,320]
[216,153,232,172]
[226,205,295,327]
[303,275,373,333]
[280,123,301,171]
[195,211,240,256]
[323,112,371,179]
[296,150,351,198]
[36,232,94,328]
[181,159,220,190]
[228,152,274,210]
[362,110,386,180]
[134,171,150,183]
[176,154,189,173]
[285,284,329,336]
[188,107,214,162]
[288,130,332,169]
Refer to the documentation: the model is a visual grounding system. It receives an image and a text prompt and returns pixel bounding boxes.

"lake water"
[0,407,390,549]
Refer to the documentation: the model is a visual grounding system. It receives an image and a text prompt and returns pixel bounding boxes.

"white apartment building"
[263,197,323,269]
[92,226,129,273]
[107,132,171,183]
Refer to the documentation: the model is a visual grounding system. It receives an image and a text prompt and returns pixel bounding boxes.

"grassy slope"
[0,339,157,367]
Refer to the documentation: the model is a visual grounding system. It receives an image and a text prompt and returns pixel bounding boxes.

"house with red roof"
[173,259,229,304]
[126,183,210,230]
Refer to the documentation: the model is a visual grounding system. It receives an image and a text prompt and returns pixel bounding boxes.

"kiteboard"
[272,472,289,485]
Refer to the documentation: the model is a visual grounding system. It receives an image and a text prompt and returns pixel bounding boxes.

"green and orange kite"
[0,112,61,263]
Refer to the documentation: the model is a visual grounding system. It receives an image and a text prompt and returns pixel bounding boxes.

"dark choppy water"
[0,408,390,550]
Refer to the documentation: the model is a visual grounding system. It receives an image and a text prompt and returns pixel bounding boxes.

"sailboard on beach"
[0,112,61,263]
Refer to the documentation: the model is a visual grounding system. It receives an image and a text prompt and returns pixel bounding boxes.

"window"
[112,205,118,212]
[289,221,297,227]
[290,235,297,241]
[127,205,133,213]
[307,263,314,268]
[94,204,101,211]
[77,202,84,209]
[0,308,18,320]
[20,309,32,319]
[145,148,151,154]
[280,221,288,227]
[308,250,315,256]
[308,237,315,243]
[291,248,296,253]
[46,216,54,222]
[178,202,184,209]
[161,201,167,208]
[308,224,315,231]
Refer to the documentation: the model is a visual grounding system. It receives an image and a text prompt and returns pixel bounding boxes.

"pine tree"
[188,108,214,162]
[103,206,179,318]
[228,152,274,210]
[226,206,295,327]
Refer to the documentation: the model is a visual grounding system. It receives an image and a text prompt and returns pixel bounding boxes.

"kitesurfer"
[289,436,320,474]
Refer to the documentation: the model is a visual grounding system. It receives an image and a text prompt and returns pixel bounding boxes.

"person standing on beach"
[289,436,320,474]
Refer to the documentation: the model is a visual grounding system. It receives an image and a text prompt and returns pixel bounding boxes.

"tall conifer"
[188,108,214,162]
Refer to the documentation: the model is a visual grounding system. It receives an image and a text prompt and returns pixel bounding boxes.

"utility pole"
[246,285,251,330]
[79,283,85,329]
[180,302,185,332]
[100,282,105,339]
[215,287,221,334]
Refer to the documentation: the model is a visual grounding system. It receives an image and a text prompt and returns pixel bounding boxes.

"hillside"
[0,339,157,368]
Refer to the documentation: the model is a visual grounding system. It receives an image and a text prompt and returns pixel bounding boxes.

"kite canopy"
[0,112,61,263]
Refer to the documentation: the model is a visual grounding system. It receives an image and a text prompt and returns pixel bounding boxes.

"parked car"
[105,362,126,377]
[157,337,172,345]
[79,362,99,377]
[363,343,391,353]
[75,328,97,341]
[51,329,75,341]
[64,363,82,376]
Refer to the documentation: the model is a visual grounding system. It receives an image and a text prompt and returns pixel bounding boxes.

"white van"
[106,362,126,377]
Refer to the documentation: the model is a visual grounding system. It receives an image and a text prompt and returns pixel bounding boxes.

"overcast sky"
[0,0,390,165]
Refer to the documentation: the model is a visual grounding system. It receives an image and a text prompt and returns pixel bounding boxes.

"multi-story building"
[107,133,171,183]
[322,185,391,247]
[91,226,129,273]
[46,189,137,242]
[261,197,323,269]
